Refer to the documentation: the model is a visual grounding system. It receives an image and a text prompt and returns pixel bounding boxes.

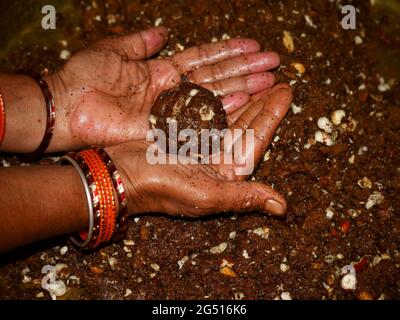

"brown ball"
[150,82,228,154]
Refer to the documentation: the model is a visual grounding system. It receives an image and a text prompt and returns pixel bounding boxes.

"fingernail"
[265,199,286,215]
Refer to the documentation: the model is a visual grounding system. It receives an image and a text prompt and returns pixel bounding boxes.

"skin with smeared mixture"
[0,27,292,252]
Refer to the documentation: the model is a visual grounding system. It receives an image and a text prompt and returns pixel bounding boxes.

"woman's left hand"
[46,27,280,151]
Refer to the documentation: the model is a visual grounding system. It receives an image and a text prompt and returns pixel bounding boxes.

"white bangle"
[60,155,94,248]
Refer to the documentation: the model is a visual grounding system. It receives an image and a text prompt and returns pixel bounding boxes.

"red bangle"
[79,149,117,246]
[95,148,129,241]
[0,90,5,146]
[25,76,56,159]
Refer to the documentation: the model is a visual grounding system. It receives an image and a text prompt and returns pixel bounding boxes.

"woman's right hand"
[105,84,292,218]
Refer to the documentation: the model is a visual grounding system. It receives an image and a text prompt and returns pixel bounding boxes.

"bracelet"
[60,155,94,247]
[0,90,5,146]
[95,147,128,241]
[62,148,128,249]
[76,149,116,247]
[28,76,56,158]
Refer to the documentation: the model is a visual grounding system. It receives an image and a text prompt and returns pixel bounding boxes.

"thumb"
[94,27,168,60]
[213,181,287,216]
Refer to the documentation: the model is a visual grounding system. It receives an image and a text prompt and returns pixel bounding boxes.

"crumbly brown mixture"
[0,0,399,300]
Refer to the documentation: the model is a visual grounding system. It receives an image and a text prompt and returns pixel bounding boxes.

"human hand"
[104,84,292,217]
[46,27,280,151]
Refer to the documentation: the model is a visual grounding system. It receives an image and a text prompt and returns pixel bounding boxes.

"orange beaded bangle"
[79,149,117,246]
[95,147,128,241]
[0,90,5,146]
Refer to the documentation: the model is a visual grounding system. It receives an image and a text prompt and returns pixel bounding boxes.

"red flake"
[340,220,351,233]
[354,257,368,272]
[330,228,338,238]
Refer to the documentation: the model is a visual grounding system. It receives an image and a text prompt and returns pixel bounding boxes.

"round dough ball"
[150,81,228,155]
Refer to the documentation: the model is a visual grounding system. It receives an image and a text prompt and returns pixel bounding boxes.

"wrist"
[43,73,73,152]
[0,73,46,153]
[104,144,149,216]
[0,72,73,154]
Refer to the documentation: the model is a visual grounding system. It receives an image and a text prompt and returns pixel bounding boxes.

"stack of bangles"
[61,148,129,249]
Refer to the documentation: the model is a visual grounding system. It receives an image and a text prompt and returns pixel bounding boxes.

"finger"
[210,180,287,216]
[94,27,168,60]
[171,39,261,73]
[227,99,264,135]
[221,98,264,154]
[221,92,250,115]
[236,87,293,167]
[202,72,276,96]
[188,51,280,84]
[226,86,279,134]
[227,83,290,124]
